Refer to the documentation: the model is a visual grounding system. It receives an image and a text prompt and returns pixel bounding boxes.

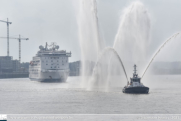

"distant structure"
[0,18,29,78]
[12,60,20,72]
[0,56,29,73]
[0,56,29,78]
[20,62,29,72]
[69,61,81,76]
[0,56,13,73]
[0,35,29,63]
[151,62,181,75]
[69,60,95,76]
[0,18,12,56]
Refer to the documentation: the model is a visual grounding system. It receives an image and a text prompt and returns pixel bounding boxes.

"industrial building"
[0,56,29,78]
[0,56,13,73]
[12,59,20,72]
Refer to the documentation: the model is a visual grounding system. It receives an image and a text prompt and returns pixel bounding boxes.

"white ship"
[29,42,71,82]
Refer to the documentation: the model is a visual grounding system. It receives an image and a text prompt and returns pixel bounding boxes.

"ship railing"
[66,53,71,57]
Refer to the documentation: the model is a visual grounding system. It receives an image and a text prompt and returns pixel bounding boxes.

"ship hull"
[29,78,66,82]
[29,70,68,82]
[122,87,149,94]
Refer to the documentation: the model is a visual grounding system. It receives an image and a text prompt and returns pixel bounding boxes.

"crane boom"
[0,37,28,40]
[0,35,29,63]
[0,20,12,24]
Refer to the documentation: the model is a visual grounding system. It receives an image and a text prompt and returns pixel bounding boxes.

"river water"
[0,75,181,115]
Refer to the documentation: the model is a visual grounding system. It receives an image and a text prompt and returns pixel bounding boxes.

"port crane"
[0,18,12,56]
[0,35,29,63]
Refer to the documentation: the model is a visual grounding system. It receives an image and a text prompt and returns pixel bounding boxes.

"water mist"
[78,0,105,88]
[78,0,152,90]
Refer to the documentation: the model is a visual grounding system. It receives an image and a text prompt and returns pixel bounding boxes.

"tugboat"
[122,65,149,94]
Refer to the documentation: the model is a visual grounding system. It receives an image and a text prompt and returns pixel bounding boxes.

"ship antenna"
[45,42,48,50]
[134,64,137,75]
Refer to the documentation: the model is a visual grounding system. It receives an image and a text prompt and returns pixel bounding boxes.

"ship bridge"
[36,42,71,57]
[130,64,141,83]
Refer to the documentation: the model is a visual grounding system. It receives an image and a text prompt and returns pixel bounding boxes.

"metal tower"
[0,18,12,56]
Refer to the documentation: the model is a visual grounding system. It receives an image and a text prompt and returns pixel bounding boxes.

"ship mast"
[134,64,137,74]
[133,64,138,78]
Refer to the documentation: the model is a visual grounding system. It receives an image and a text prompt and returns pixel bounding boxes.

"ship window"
[51,67,52,68]
[54,57,56,59]
[57,60,59,62]
[58,57,59,59]
[51,60,53,62]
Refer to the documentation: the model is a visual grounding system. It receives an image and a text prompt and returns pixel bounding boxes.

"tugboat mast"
[133,64,137,78]
[134,64,137,74]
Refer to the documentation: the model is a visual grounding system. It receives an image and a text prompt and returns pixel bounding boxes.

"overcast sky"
[0,0,181,62]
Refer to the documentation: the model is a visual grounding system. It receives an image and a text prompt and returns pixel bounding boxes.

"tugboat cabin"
[130,65,141,86]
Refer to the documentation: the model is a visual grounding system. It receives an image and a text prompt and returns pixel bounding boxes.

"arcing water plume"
[88,47,128,90]
[113,1,151,77]
[94,47,128,82]
[141,32,180,79]
[78,0,105,87]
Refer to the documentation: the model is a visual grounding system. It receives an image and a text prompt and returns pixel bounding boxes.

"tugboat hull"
[123,87,149,94]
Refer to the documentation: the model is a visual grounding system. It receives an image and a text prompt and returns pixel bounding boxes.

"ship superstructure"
[122,65,149,93]
[29,42,71,82]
